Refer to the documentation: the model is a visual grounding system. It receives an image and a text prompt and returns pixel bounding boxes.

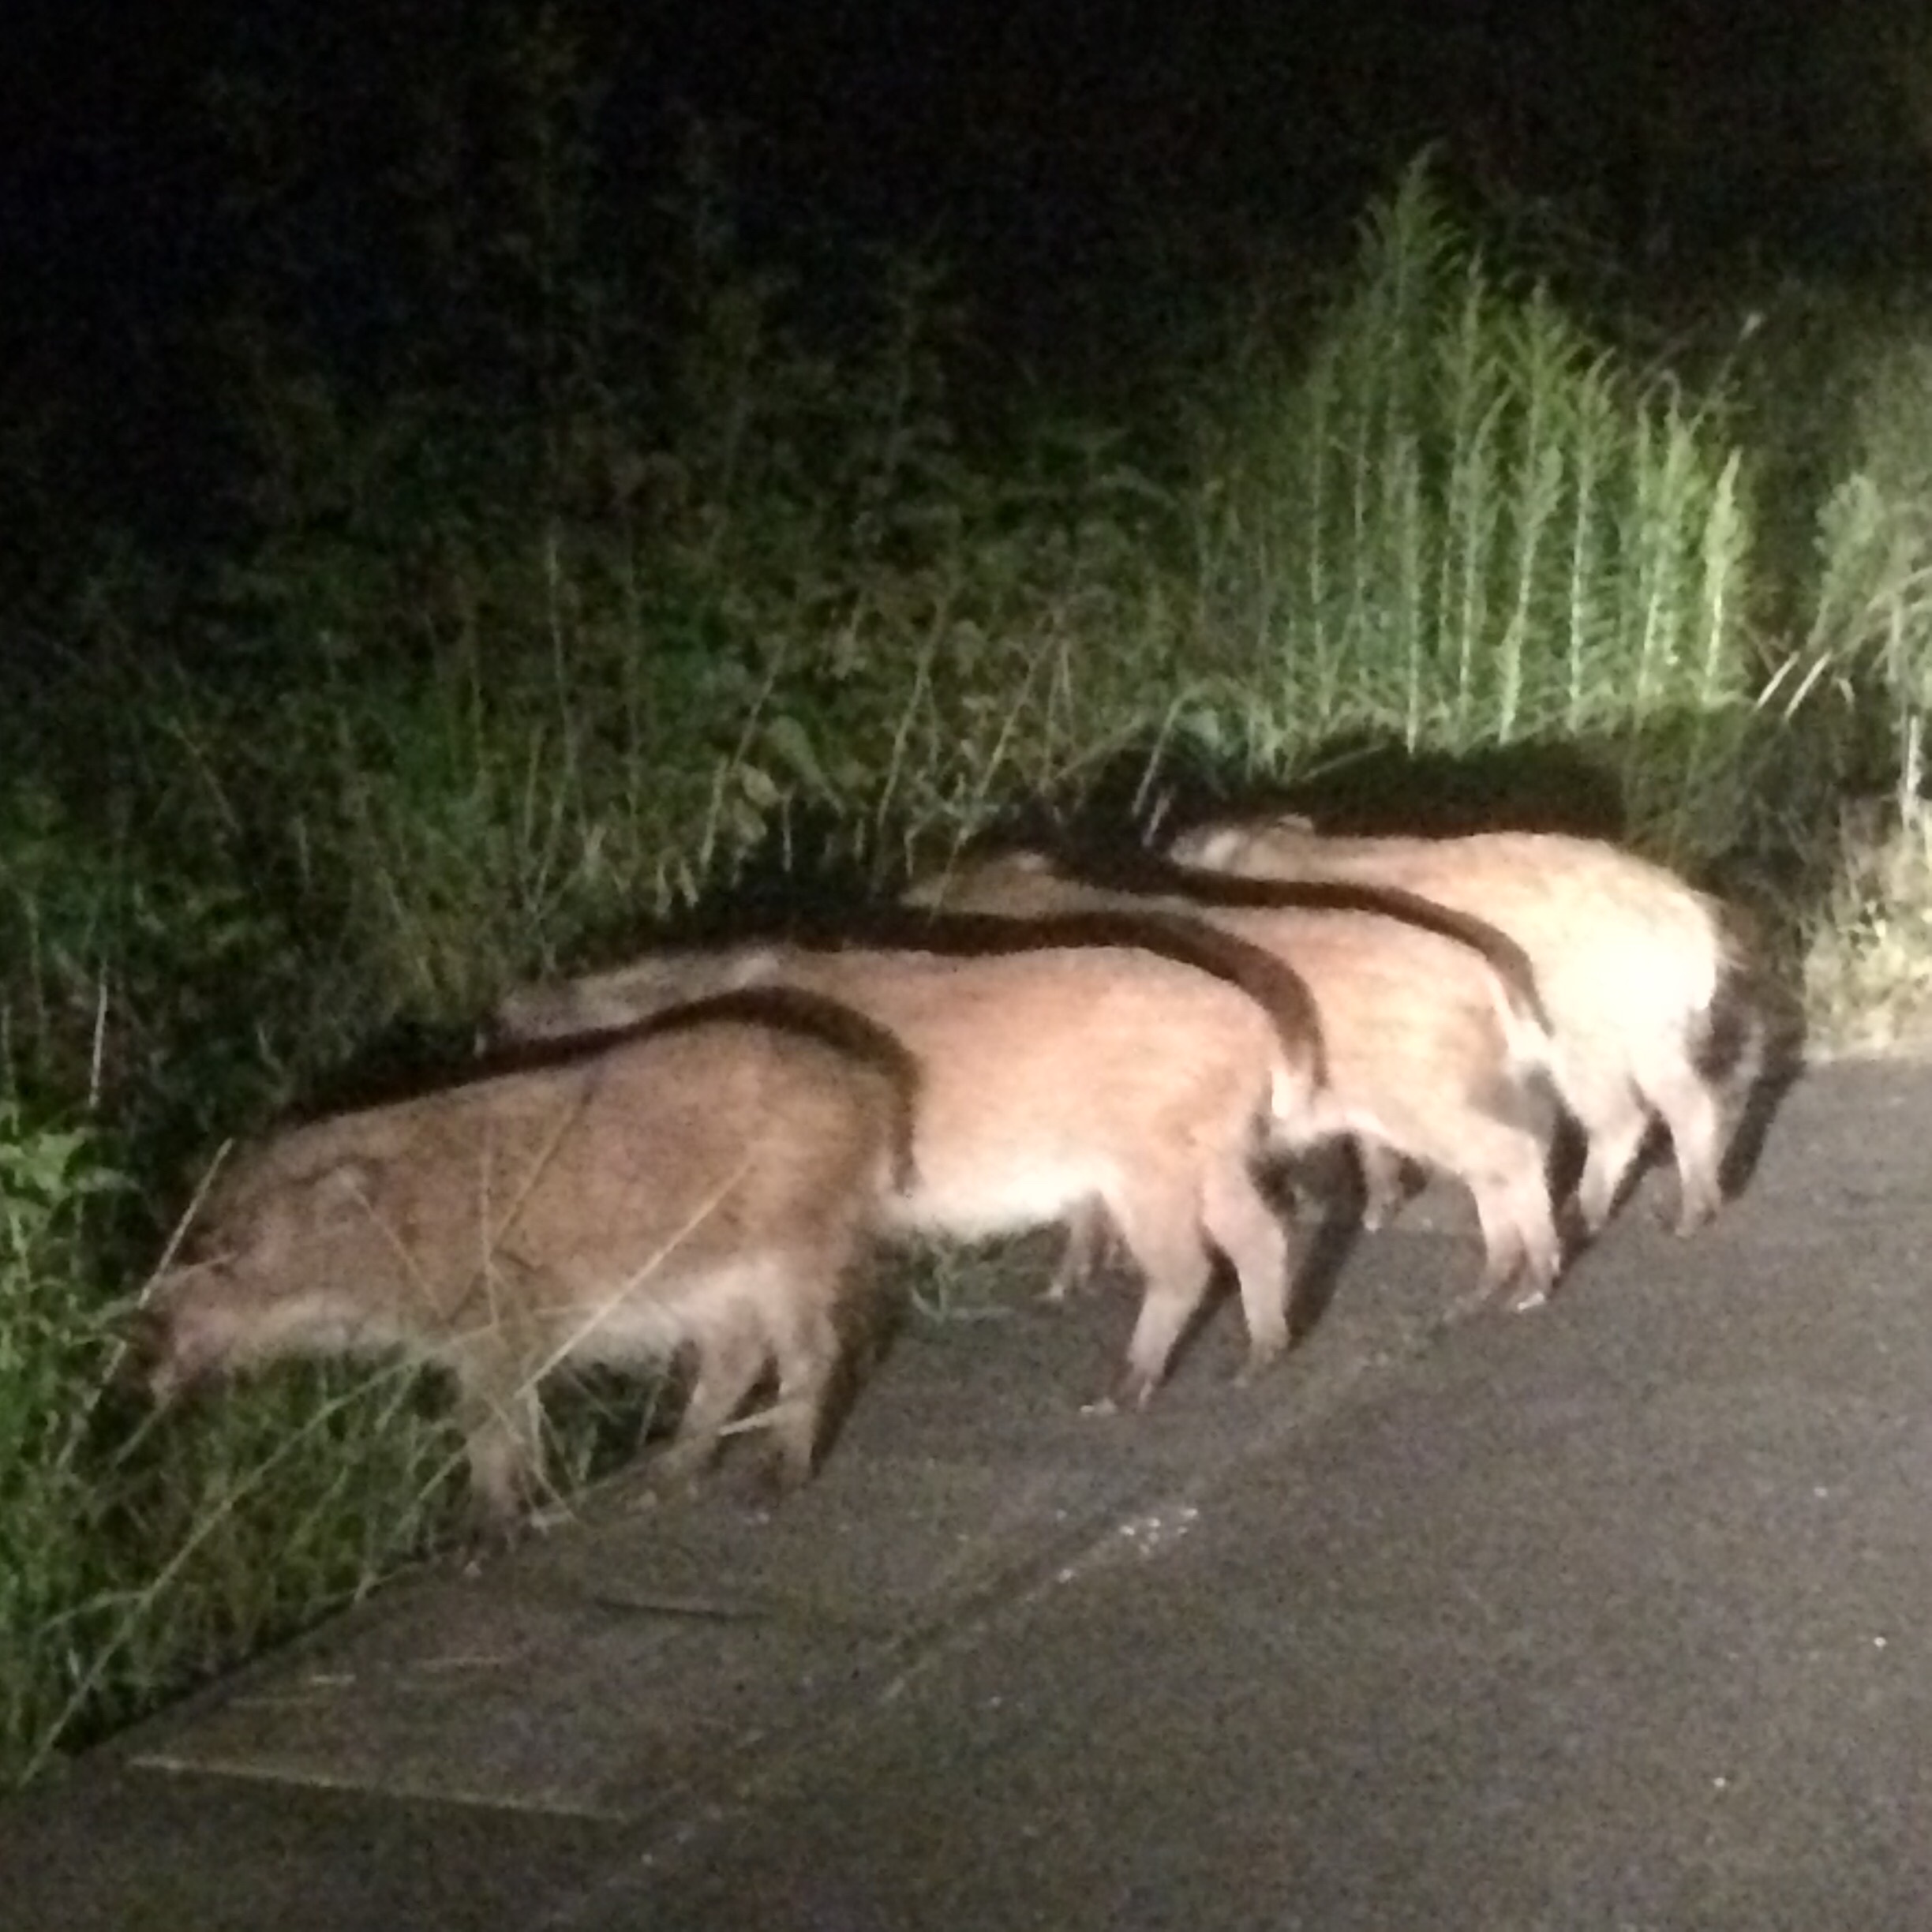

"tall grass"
[1178,160,1764,859]
[0,1108,126,1774]
[1758,302,1932,1043]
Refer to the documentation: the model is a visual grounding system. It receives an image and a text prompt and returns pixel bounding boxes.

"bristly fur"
[902,844,1567,1312]
[1166,812,1771,1237]
[1069,843,1552,1036]
[493,929,1335,1408]
[135,1007,911,1536]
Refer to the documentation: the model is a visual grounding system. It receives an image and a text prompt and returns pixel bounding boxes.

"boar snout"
[125,1309,192,1405]
[110,1303,174,1398]
[122,1290,227,1407]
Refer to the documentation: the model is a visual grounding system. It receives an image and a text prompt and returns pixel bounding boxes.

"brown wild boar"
[132,989,917,1535]
[903,848,1565,1314]
[492,912,1335,1408]
[1166,814,1763,1236]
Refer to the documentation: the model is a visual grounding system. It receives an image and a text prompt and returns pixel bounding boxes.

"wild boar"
[132,989,917,1535]
[1166,813,1764,1236]
[904,848,1565,1314]
[492,911,1335,1409]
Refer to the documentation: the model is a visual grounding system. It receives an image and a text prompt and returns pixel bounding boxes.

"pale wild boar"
[493,911,1334,1409]
[133,989,917,1535]
[1166,813,1762,1237]
[904,848,1565,1314]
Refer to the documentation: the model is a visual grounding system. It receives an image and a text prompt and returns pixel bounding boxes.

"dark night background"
[4,0,1931,568]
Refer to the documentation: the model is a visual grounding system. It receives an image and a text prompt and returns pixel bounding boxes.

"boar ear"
[1172,826,1232,865]
[724,948,781,991]
[309,1157,383,1217]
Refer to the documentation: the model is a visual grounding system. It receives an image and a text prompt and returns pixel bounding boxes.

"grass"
[1803,803,1932,1056]
[1208,169,1780,848]
[1745,271,1932,1039]
[1,93,1926,1786]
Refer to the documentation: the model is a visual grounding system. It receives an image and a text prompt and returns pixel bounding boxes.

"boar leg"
[1356,1140,1421,1231]
[762,1297,844,1489]
[1198,1157,1294,1380]
[1630,1049,1728,1235]
[653,1317,771,1495]
[1566,1059,1653,1237]
[1043,1199,1116,1303]
[1460,1129,1565,1316]
[1098,1183,1218,1411]
[452,1354,549,1541]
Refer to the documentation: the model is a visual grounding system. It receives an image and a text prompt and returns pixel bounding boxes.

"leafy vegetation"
[0,7,1924,1784]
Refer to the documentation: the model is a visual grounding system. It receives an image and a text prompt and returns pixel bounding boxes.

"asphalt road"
[5,1057,1929,1931]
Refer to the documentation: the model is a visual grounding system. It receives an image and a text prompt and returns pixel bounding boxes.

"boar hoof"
[1447,1271,1531,1324]
[728,1451,814,1515]
[1043,1260,1099,1305]
[459,1506,530,1570]
[633,1462,705,1513]
[1667,1192,1721,1238]
[1232,1338,1287,1387]
[1556,1200,1598,1253]
[1358,1186,1412,1234]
